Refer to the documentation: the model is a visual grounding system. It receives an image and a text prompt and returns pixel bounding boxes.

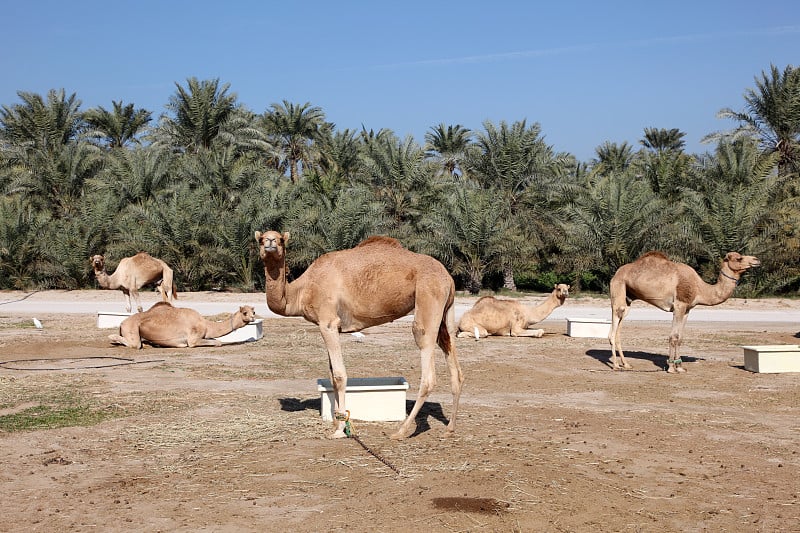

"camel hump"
[639,251,669,261]
[356,235,403,249]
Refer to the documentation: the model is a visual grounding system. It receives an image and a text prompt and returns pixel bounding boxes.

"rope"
[335,410,401,475]
[0,356,165,371]
[0,290,41,306]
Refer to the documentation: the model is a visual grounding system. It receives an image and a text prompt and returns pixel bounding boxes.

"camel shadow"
[406,400,449,437]
[279,396,321,412]
[585,349,701,371]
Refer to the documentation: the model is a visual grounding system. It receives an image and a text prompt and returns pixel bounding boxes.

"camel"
[91,252,177,313]
[457,283,570,339]
[255,230,464,440]
[109,302,256,349]
[608,251,761,373]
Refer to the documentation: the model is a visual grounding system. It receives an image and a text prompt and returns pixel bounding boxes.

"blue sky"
[2,1,799,161]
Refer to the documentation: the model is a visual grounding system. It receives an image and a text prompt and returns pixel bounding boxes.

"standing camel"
[109,302,255,349]
[457,284,570,339]
[91,252,177,313]
[608,251,761,373]
[255,230,464,440]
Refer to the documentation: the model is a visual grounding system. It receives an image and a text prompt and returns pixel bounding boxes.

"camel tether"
[256,230,464,440]
[608,251,761,373]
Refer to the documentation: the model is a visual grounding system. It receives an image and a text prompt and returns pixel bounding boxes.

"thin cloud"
[372,25,800,70]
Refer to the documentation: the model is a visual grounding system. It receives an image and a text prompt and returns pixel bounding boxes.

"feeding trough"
[741,345,800,373]
[214,319,263,344]
[96,311,132,329]
[317,377,409,422]
[566,317,611,338]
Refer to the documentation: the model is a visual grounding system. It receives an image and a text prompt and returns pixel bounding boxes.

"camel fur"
[457,283,570,339]
[91,252,178,312]
[109,302,255,349]
[255,230,464,440]
[608,251,761,373]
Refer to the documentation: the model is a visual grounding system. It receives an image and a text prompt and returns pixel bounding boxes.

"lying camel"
[109,302,256,349]
[457,283,570,339]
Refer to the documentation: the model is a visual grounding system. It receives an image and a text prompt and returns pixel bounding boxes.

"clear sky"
[2,0,799,161]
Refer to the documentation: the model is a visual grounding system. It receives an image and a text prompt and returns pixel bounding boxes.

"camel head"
[90,254,106,273]
[255,230,290,262]
[239,305,256,323]
[554,283,570,303]
[724,252,761,277]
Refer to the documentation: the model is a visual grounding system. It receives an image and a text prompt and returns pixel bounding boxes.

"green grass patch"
[0,390,122,433]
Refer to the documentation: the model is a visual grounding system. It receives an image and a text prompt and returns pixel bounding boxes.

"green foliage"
[0,392,121,432]
[1,66,799,295]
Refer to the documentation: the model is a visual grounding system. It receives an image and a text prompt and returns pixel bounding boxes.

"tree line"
[1,65,799,296]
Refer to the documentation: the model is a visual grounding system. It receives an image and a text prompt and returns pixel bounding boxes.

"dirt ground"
[1,290,799,532]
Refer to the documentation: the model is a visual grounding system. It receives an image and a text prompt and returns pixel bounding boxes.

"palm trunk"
[503,265,517,292]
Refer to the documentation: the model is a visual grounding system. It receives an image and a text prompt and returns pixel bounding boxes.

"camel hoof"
[327,429,348,439]
[389,425,414,440]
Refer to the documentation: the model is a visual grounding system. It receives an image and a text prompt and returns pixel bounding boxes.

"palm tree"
[154,77,239,153]
[560,172,687,285]
[315,128,362,184]
[591,141,635,176]
[84,100,152,148]
[465,119,570,290]
[261,100,327,183]
[705,64,800,177]
[421,187,515,294]
[357,132,437,237]
[640,127,686,153]
[424,123,472,178]
[0,89,84,154]
[89,146,175,208]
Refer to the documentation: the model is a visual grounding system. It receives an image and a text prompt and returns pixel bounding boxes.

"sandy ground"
[1,290,799,532]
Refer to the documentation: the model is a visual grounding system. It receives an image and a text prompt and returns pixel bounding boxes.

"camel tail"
[172,283,178,300]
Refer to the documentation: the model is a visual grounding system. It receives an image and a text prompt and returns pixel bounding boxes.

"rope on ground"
[0,290,41,306]
[335,410,401,475]
[0,356,165,371]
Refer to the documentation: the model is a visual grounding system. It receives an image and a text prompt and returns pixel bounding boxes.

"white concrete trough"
[566,317,611,338]
[215,319,263,344]
[741,345,800,373]
[96,311,132,329]
[317,377,409,422]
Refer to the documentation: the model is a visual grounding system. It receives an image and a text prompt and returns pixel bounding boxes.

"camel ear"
[553,284,558,290]
[254,231,262,242]
[283,232,290,245]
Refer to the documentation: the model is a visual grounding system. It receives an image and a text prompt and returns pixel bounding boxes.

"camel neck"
[264,259,291,316]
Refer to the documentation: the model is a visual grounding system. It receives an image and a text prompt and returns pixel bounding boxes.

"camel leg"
[457,325,489,339]
[122,288,133,313]
[609,303,632,370]
[438,305,463,435]
[319,318,348,439]
[108,331,142,349]
[187,337,223,347]
[667,309,689,373]
[512,327,545,338]
[129,285,144,313]
[392,306,443,439]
